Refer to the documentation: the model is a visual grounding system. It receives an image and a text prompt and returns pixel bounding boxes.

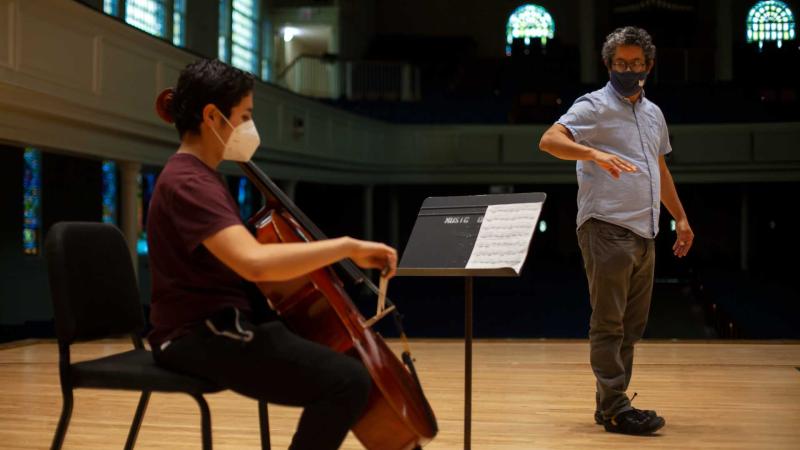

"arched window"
[747,0,795,50]
[506,4,555,56]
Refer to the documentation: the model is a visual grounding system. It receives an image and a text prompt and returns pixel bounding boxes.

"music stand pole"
[464,276,473,450]
[397,192,546,450]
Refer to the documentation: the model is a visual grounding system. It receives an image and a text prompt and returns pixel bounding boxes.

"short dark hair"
[170,59,255,137]
[601,26,656,66]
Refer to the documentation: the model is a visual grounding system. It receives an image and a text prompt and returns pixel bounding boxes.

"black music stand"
[397,192,546,450]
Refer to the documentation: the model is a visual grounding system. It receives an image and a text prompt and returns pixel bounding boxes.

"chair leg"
[124,391,151,450]
[50,388,74,450]
[192,394,212,450]
[258,401,270,450]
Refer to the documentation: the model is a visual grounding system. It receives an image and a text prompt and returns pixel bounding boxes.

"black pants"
[153,309,372,450]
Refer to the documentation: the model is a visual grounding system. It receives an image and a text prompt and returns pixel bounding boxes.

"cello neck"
[237,161,369,286]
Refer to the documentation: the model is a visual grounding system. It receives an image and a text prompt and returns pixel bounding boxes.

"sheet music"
[465,202,542,273]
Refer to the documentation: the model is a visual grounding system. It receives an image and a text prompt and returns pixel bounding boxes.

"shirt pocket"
[641,121,663,157]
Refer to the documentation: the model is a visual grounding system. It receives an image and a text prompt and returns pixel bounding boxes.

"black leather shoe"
[596,408,656,425]
[603,409,665,435]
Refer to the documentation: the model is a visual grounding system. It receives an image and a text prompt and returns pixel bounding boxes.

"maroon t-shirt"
[146,153,251,347]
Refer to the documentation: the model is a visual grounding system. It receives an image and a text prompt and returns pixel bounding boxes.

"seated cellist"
[147,58,397,450]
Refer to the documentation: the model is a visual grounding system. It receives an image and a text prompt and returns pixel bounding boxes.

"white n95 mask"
[210,109,261,162]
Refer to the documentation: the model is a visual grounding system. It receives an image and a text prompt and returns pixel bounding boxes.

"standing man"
[539,26,693,435]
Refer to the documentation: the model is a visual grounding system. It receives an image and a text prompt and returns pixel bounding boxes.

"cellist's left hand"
[348,238,398,279]
[673,219,694,258]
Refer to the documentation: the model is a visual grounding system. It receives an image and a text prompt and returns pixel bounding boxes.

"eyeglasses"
[611,60,647,72]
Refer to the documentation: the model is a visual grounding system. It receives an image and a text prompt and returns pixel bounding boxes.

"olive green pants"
[577,218,655,419]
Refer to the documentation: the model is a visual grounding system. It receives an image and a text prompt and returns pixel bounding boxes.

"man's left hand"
[673,219,694,258]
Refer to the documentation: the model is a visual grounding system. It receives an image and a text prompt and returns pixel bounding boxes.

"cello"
[156,89,437,450]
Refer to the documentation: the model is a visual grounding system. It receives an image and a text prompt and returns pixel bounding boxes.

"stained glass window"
[219,0,261,76]
[237,177,253,220]
[137,172,156,255]
[125,0,168,38]
[23,149,41,256]
[102,161,118,225]
[172,0,186,46]
[747,1,795,50]
[103,0,119,16]
[506,4,555,56]
[219,1,230,63]
[103,0,185,47]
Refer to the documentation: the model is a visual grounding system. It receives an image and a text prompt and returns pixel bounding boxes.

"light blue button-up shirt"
[557,82,672,239]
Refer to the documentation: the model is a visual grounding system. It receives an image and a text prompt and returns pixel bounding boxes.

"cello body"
[244,165,437,450]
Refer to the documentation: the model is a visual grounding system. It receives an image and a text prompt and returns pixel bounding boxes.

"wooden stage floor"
[1,339,798,449]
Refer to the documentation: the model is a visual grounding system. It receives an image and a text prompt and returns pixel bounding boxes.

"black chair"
[45,222,270,450]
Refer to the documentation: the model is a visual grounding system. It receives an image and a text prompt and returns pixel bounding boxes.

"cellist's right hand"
[347,238,398,279]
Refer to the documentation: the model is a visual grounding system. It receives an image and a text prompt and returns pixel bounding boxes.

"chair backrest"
[45,222,145,344]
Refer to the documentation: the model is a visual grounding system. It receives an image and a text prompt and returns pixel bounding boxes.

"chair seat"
[71,349,222,394]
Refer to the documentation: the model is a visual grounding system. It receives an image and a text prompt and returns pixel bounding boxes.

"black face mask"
[609,70,649,97]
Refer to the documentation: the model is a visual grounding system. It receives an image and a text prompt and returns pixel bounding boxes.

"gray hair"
[601,26,656,66]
